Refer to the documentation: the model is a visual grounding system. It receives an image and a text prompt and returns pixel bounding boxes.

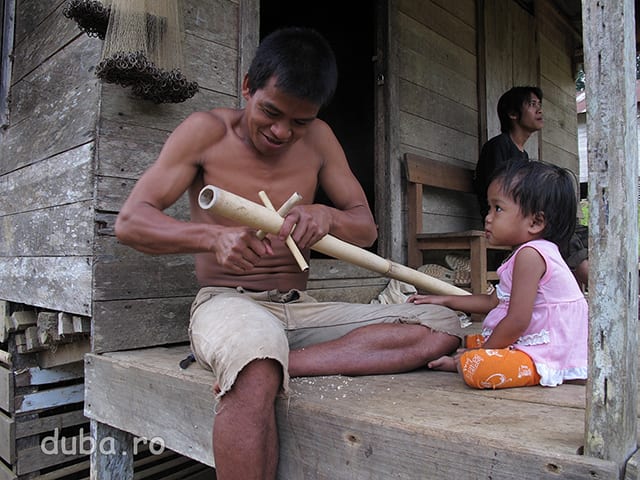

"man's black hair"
[497,86,543,133]
[247,27,338,108]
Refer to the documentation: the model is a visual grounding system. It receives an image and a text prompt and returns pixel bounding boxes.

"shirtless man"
[115,27,466,480]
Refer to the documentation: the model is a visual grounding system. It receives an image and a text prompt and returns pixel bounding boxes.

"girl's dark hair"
[247,27,338,108]
[497,86,543,133]
[493,160,577,254]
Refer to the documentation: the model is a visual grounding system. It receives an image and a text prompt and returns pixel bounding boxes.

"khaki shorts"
[189,286,466,397]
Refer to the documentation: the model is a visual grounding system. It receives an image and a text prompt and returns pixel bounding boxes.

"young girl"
[409,160,588,389]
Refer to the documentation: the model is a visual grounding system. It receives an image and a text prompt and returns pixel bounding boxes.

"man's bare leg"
[213,359,282,480]
[289,323,460,377]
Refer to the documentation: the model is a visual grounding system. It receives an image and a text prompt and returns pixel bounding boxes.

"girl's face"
[484,180,541,247]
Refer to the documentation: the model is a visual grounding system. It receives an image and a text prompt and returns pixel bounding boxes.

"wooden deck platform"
[84,345,624,479]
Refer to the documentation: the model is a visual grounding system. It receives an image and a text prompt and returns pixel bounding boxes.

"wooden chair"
[404,153,510,295]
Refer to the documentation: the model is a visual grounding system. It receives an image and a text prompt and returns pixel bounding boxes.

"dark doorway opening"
[260,2,377,254]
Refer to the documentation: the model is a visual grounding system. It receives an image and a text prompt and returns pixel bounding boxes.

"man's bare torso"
[189,108,324,292]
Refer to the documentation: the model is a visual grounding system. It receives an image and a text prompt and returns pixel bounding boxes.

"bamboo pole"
[198,185,470,296]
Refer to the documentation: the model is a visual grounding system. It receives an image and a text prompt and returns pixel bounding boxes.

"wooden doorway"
[260,1,379,254]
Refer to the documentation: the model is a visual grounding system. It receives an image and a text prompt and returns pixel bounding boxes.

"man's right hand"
[213,227,274,272]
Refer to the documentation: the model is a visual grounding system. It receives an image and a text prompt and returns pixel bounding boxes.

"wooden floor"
[85,345,622,479]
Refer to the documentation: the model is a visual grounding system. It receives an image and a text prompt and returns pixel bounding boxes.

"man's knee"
[420,328,461,360]
[232,358,283,400]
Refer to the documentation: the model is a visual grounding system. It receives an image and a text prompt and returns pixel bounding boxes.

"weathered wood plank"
[542,98,579,141]
[540,115,577,157]
[90,421,134,480]
[278,379,607,479]
[540,54,579,99]
[399,11,476,81]
[625,449,640,480]
[375,1,403,261]
[540,141,578,173]
[84,348,213,467]
[38,339,90,369]
[0,257,92,316]
[0,201,93,256]
[94,176,191,216]
[184,33,237,95]
[0,458,16,480]
[1,34,100,175]
[431,0,475,28]
[398,0,476,55]
[0,409,15,464]
[99,82,236,133]
[536,0,578,67]
[540,75,577,115]
[399,78,477,138]
[92,299,192,353]
[13,0,63,44]
[400,48,477,110]
[11,1,81,83]
[484,0,514,138]
[237,0,259,106]
[0,364,13,413]
[539,33,574,79]
[32,459,89,480]
[85,346,620,479]
[14,362,84,388]
[96,120,167,179]
[93,234,196,301]
[15,383,84,414]
[15,409,87,439]
[510,1,537,87]
[19,428,86,475]
[0,143,93,216]
[483,0,537,140]
[399,111,478,164]
[182,0,238,48]
[583,0,639,467]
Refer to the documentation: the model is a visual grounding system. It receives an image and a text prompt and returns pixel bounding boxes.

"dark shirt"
[473,132,529,218]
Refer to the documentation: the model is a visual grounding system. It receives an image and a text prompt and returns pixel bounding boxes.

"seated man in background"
[473,86,588,288]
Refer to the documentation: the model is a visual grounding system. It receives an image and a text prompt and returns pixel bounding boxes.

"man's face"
[243,76,320,156]
[518,94,544,133]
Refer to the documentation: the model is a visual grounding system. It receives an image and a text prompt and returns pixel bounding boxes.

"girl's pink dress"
[481,239,588,386]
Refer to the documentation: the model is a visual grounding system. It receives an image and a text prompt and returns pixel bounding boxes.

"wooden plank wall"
[537,0,580,174]
[0,1,99,316]
[92,0,240,353]
[484,0,537,155]
[395,0,578,245]
[396,0,480,237]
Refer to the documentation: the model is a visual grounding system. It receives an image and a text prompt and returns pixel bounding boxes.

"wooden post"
[90,420,134,480]
[582,0,638,472]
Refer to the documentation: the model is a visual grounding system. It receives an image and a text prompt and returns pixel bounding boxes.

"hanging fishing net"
[62,0,111,39]
[75,0,199,103]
